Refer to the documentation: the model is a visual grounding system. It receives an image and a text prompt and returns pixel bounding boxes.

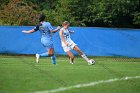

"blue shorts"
[41,37,54,49]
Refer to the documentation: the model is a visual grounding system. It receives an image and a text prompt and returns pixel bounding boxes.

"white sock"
[81,54,89,62]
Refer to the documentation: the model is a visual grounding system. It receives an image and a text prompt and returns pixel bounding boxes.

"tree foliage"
[0,0,139,28]
[0,0,38,25]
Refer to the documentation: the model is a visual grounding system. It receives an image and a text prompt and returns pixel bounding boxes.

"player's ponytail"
[39,14,46,22]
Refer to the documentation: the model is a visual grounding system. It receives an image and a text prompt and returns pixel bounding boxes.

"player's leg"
[36,38,56,64]
[48,48,54,56]
[36,51,50,63]
[73,45,95,65]
[73,45,90,63]
[62,45,74,64]
[37,37,50,57]
[46,40,57,65]
[36,48,56,64]
[37,52,48,57]
[67,51,74,64]
[48,48,56,65]
[36,48,51,63]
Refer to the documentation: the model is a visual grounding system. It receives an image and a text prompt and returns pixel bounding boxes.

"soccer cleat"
[51,59,56,65]
[52,61,56,65]
[88,59,96,65]
[70,61,74,64]
[36,54,40,63]
[70,62,74,64]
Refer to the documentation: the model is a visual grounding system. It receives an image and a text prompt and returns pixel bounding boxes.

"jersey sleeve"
[47,22,53,31]
[60,28,64,31]
[34,25,40,31]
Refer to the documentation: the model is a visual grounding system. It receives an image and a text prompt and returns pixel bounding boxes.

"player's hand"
[57,26,61,30]
[65,43,69,46]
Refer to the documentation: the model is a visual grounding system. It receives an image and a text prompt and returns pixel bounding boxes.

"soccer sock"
[81,54,89,62]
[70,58,74,63]
[39,52,49,57]
[51,55,56,65]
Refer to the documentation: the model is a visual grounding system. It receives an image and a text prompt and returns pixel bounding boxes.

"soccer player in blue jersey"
[59,21,95,65]
[22,14,60,64]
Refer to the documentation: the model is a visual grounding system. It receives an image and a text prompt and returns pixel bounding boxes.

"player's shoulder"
[60,27,64,31]
[34,24,42,31]
[60,28,65,32]
[59,28,65,34]
[45,22,51,25]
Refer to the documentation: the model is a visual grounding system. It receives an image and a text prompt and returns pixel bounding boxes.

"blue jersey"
[34,22,53,38]
[34,22,54,49]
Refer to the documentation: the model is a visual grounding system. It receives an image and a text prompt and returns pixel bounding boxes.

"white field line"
[35,76,140,93]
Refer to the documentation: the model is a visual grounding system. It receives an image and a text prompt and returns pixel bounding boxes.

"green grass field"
[0,55,140,93]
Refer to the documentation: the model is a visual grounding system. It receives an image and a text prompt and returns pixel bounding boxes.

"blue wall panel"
[0,26,140,58]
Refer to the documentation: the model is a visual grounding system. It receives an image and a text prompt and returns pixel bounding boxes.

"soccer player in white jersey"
[22,14,60,64]
[59,21,95,65]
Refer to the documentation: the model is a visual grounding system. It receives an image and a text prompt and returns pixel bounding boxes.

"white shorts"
[62,41,77,52]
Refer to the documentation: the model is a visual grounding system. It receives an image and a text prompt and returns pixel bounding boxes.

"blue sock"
[51,55,56,65]
[39,52,49,57]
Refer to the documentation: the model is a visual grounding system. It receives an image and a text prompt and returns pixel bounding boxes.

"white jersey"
[60,28,74,46]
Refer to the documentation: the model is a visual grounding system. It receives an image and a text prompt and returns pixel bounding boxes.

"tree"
[83,0,140,28]
[41,0,77,26]
[0,0,38,25]
[0,0,10,9]
[0,0,139,28]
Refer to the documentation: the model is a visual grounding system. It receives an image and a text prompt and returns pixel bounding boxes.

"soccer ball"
[88,59,95,65]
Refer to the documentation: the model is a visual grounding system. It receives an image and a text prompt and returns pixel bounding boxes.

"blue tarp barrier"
[0,26,140,58]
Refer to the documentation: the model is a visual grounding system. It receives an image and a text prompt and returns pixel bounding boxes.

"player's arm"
[59,29,68,46]
[22,29,36,34]
[51,26,61,33]
[47,22,61,33]
[22,25,39,34]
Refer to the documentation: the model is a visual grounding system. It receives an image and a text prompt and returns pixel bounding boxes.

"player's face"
[66,24,70,28]
[63,24,69,29]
